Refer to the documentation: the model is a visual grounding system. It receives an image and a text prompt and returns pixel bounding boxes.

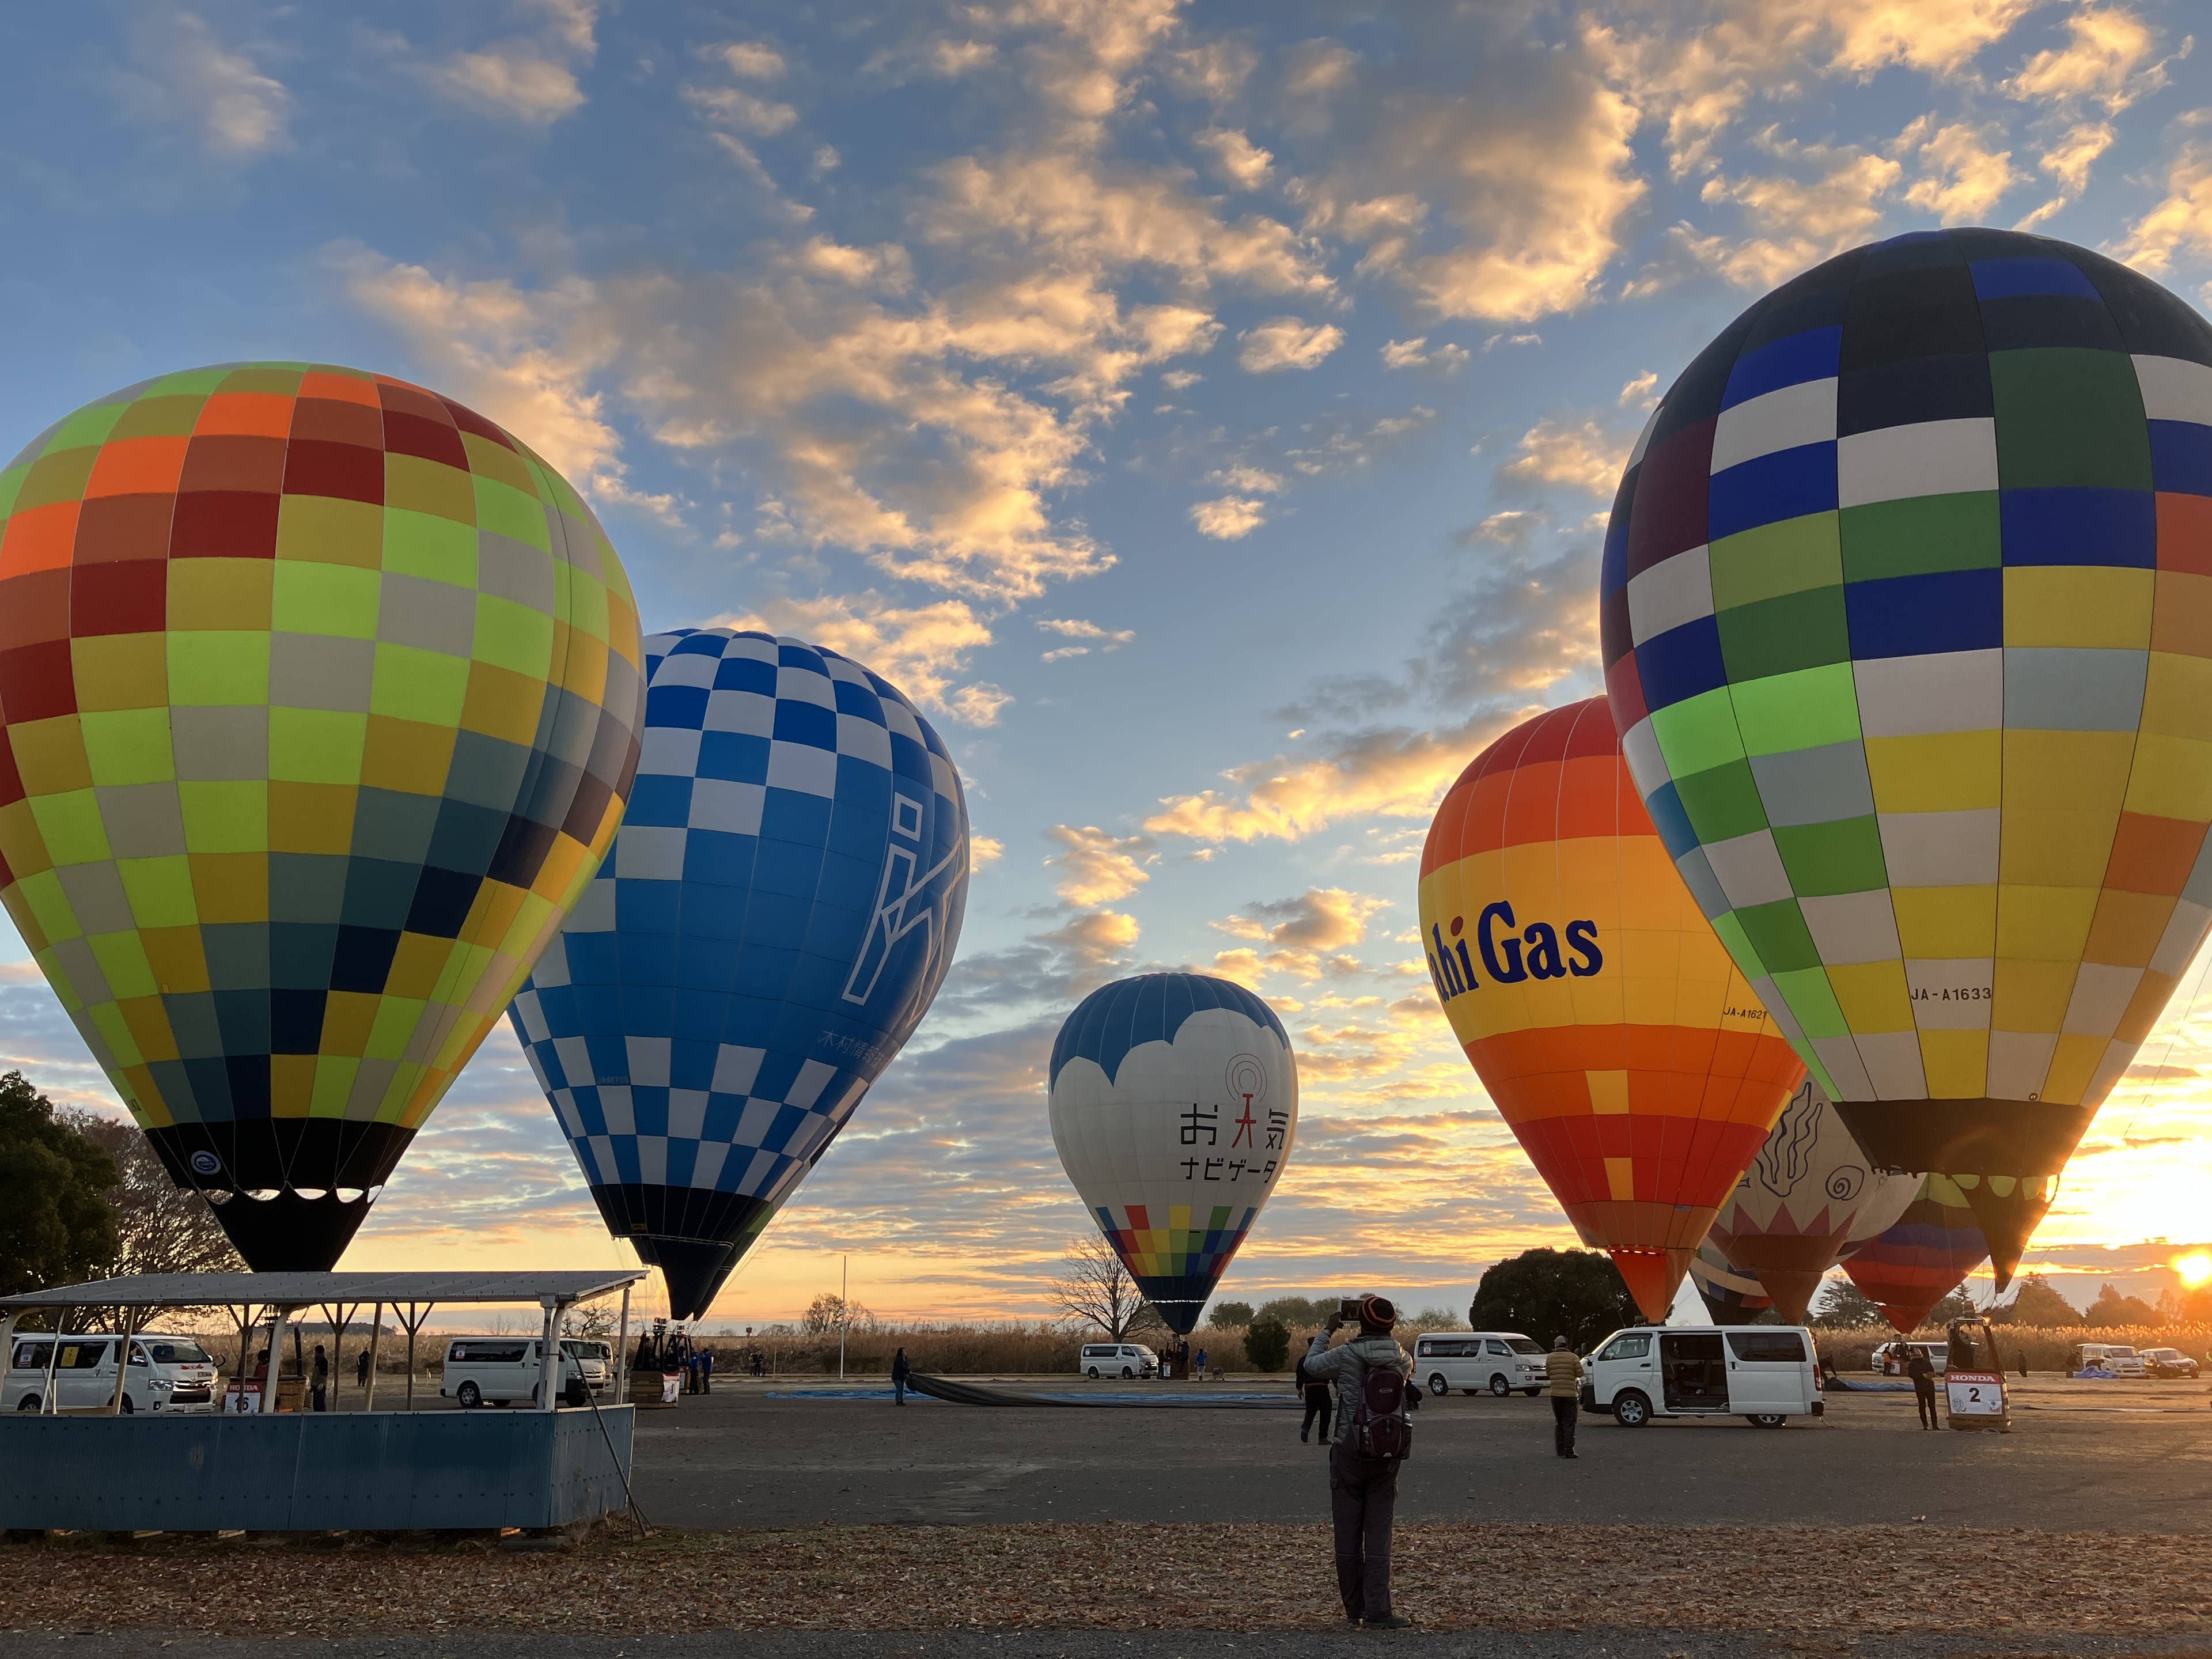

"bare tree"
[803,1292,873,1335]
[63,1110,241,1278]
[1048,1234,1144,1341]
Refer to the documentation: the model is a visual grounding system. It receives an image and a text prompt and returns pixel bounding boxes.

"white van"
[1873,1340,1947,1377]
[1077,1343,1158,1379]
[1581,1325,1824,1427]
[566,1339,612,1393]
[2070,1342,2148,1378]
[1411,1331,1546,1396]
[440,1338,589,1408]
[5,1332,221,1415]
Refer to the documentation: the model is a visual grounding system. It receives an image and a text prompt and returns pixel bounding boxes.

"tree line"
[0,1070,241,1316]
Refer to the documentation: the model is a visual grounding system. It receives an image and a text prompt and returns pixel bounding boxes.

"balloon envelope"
[507,628,969,1317]
[1707,1078,1921,1321]
[1419,697,1805,1321]
[1842,1174,1990,1335]
[1048,972,1299,1334]
[1601,227,2212,1285]
[1688,1237,1773,1325]
[0,363,643,1268]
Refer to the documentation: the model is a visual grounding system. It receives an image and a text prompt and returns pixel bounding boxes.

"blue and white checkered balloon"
[506,628,971,1316]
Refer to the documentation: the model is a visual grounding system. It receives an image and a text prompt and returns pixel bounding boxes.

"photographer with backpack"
[1304,1294,1415,1630]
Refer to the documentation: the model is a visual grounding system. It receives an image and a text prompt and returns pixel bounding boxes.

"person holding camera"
[1303,1294,1415,1630]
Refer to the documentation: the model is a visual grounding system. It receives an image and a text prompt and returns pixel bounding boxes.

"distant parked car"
[1873,1340,1945,1377]
[1078,1343,1157,1379]
[2069,1342,2147,1378]
[2138,1347,2199,1379]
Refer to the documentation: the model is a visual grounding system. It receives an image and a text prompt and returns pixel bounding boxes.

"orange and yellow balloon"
[1419,697,1805,1319]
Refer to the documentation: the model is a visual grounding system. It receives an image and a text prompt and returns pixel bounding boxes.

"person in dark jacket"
[1907,1347,1939,1429]
[1299,1328,1334,1446]
[1304,1295,1414,1630]
[355,1347,372,1392]
[310,1344,329,1413]
[891,1347,912,1405]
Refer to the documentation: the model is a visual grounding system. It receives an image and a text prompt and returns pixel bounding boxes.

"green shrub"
[1245,1318,1291,1372]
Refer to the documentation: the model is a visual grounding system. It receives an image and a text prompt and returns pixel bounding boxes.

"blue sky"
[3,0,2210,1324]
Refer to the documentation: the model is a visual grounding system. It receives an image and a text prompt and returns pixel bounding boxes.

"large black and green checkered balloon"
[1599,229,2212,1283]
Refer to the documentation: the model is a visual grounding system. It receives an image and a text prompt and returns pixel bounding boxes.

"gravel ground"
[3,1523,2207,1639]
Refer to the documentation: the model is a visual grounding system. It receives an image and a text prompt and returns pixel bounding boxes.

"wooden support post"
[615,1284,631,1407]
[107,1308,141,1416]
[40,1306,70,1415]
[363,1302,384,1412]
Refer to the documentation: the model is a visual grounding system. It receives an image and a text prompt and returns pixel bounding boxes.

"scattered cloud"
[969,835,1005,869]
[1499,418,1627,497]
[1213,888,1391,979]
[424,0,601,126]
[1036,618,1137,657]
[1672,141,1902,290]
[1292,29,1644,322]
[1044,825,1153,908]
[721,592,1002,724]
[1196,126,1274,189]
[2121,120,2212,275]
[1190,496,1271,539]
[1901,120,2018,223]
[715,40,787,79]
[111,4,293,158]
[1238,316,1346,372]
[1618,369,1658,408]
[1381,337,1470,372]
[2006,6,2172,113]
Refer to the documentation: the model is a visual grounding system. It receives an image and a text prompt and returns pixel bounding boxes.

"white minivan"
[5,1332,222,1415]
[1411,1331,1546,1396]
[440,1338,590,1408]
[1077,1343,1158,1379]
[1581,1325,1824,1428]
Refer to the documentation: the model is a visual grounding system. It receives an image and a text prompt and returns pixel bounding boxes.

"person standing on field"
[1299,1327,1335,1446]
[1546,1335,1583,1459]
[1907,1347,1938,1429]
[1304,1295,1415,1630]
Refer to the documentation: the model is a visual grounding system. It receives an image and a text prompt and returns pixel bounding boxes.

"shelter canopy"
[0,1271,645,1311]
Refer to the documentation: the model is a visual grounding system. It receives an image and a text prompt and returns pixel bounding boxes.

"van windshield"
[145,1342,213,1365]
[1505,1338,1542,1354]
[2103,1347,2137,1358]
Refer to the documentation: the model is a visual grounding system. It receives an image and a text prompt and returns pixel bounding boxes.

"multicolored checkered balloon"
[0,363,645,1268]
[1601,228,2212,1285]
[507,627,971,1319]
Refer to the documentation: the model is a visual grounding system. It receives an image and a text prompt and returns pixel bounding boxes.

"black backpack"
[1348,1357,1412,1461]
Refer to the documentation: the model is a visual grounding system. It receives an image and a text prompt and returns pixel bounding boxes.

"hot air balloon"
[1706,1078,1921,1321]
[1601,226,2212,1286]
[506,628,969,1318]
[1048,972,1298,1333]
[0,362,645,1267]
[1688,1238,1772,1324]
[1841,1175,1991,1335]
[1418,697,1805,1321]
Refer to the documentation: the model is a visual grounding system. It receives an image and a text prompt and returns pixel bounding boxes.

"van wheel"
[456,1381,482,1408]
[1120,1367,1133,1379]
[1490,1374,1511,1396]
[1426,1373,1448,1396]
[17,1395,39,1412]
[1613,1390,1651,1427]
[1086,1367,1100,1379]
[1747,1412,1786,1429]
[119,1396,134,1415]
[1522,1387,1541,1397]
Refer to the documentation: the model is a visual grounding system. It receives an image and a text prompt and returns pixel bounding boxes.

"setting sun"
[2176,1253,2212,1290]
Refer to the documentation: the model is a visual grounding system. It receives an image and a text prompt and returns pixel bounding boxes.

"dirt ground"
[4,1374,2206,1646]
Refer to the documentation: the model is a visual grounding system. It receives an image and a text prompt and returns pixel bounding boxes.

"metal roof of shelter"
[0,1270,646,1311]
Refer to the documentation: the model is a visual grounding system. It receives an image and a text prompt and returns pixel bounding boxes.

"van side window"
[63,1342,108,1369]
[450,1342,529,1364]
[1726,1331,1807,1363]
[12,1341,50,1370]
[1598,1334,1650,1361]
